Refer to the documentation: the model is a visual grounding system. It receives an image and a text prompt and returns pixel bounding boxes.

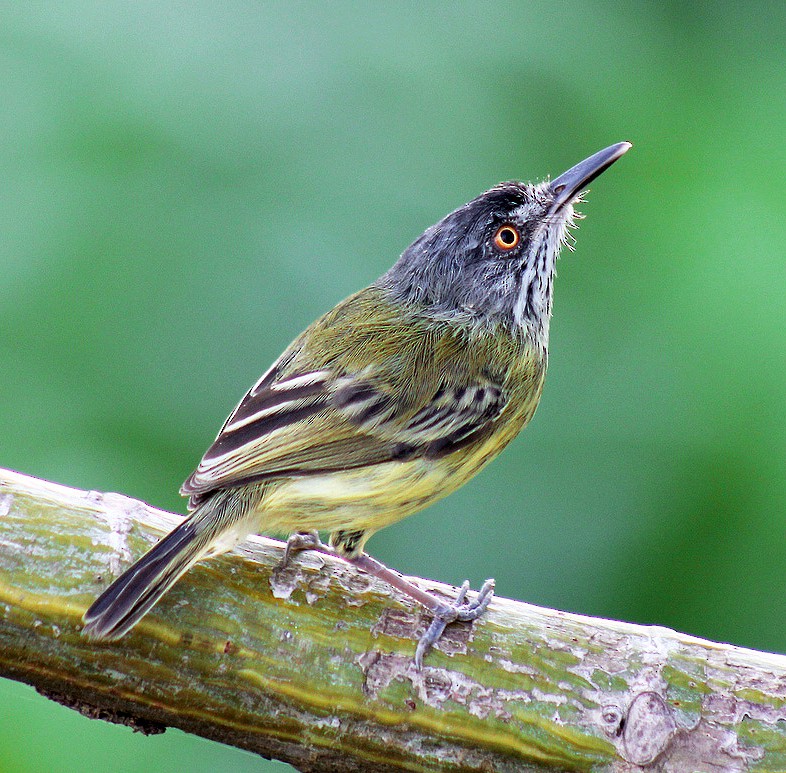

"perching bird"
[83,141,631,667]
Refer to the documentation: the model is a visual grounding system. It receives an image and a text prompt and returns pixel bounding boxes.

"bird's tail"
[82,486,261,641]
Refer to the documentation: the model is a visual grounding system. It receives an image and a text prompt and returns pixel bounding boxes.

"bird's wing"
[180,292,511,505]
[181,360,507,504]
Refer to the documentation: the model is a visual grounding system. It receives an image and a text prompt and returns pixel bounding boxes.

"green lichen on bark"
[1,467,786,771]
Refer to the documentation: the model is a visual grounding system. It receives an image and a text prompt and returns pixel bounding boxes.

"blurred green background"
[1,2,785,771]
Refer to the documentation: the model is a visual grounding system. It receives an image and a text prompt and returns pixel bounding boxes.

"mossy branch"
[1,467,785,771]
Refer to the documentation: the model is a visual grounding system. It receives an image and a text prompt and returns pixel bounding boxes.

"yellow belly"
[255,393,538,540]
[260,458,456,534]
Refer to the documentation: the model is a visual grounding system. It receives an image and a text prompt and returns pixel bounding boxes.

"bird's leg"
[278,534,494,668]
[347,552,495,670]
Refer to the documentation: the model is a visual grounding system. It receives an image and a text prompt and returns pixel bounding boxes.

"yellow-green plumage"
[82,142,630,647]
[202,285,547,553]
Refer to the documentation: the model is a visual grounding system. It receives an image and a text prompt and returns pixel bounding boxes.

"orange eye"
[493,224,520,251]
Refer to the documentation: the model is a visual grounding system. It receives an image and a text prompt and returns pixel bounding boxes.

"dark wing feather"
[180,287,516,507]
[203,370,333,462]
[181,367,507,507]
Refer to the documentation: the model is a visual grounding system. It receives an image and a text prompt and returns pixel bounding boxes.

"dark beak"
[550,141,631,210]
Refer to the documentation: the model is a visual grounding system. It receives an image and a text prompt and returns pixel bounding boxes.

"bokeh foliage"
[1,3,785,771]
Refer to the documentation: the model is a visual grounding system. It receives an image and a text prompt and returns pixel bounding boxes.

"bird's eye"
[493,224,520,251]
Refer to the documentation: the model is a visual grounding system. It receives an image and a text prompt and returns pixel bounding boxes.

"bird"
[83,141,631,667]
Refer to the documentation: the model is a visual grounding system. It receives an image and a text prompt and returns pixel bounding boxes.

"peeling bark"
[1,467,785,771]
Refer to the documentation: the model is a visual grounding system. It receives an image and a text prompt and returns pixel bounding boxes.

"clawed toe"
[454,577,495,621]
[279,530,326,569]
[310,548,494,669]
[414,578,495,670]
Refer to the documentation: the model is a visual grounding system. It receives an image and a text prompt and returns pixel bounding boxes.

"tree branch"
[1,467,785,771]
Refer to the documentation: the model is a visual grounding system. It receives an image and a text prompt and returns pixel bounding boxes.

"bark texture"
[1,467,785,771]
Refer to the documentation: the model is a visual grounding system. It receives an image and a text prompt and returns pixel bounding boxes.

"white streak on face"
[513,262,538,329]
[512,195,575,344]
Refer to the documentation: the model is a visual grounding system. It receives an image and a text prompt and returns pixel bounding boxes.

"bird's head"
[382,142,630,345]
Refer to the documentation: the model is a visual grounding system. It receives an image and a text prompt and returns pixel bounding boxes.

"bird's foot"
[414,578,495,670]
[279,530,329,569]
[347,552,495,669]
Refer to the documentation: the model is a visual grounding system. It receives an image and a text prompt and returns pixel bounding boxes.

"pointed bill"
[550,141,631,210]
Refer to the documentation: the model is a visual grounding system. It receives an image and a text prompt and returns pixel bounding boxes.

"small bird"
[83,142,630,666]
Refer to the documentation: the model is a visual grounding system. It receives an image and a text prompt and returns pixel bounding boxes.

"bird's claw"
[414,578,495,670]
[280,530,326,569]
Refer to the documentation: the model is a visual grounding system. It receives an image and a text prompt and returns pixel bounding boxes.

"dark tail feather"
[82,488,258,641]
